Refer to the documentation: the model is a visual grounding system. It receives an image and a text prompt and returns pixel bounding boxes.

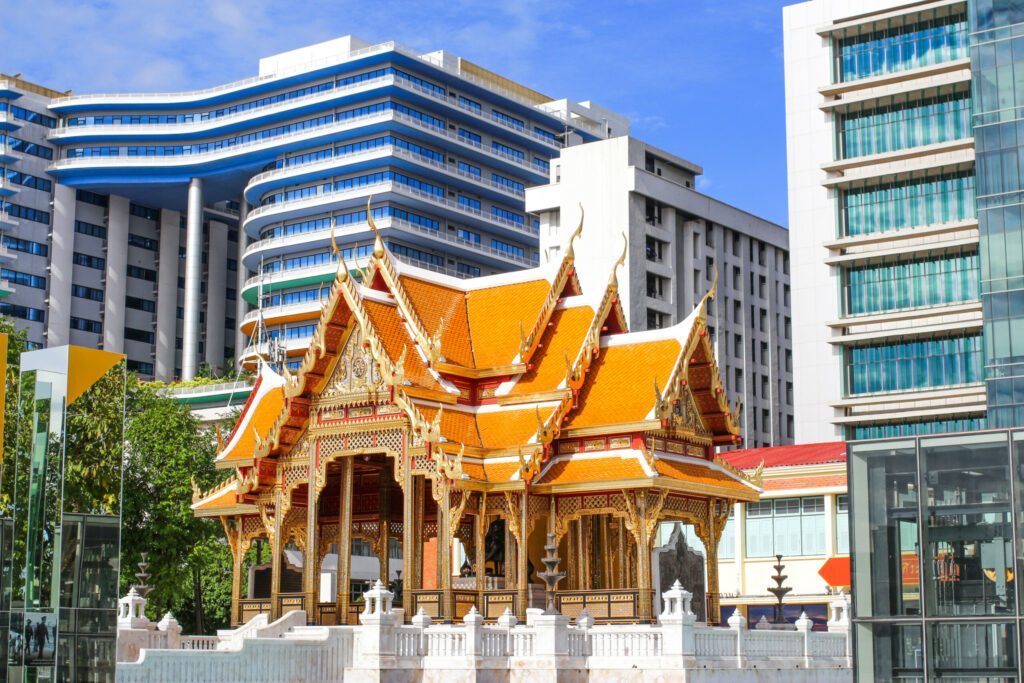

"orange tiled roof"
[459,459,521,483]
[465,279,553,367]
[363,299,442,391]
[191,485,238,514]
[762,474,848,491]
[399,275,475,368]
[654,458,752,494]
[508,304,594,395]
[417,405,482,446]
[537,454,649,485]
[475,406,552,449]
[566,339,680,429]
[216,365,286,467]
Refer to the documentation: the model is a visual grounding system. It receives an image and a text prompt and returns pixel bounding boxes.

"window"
[70,317,101,333]
[458,129,482,145]
[130,203,159,221]
[2,103,57,128]
[125,327,155,344]
[128,233,157,250]
[73,253,105,270]
[3,202,49,225]
[75,221,107,239]
[836,10,967,82]
[841,171,974,238]
[491,141,524,161]
[457,263,481,277]
[3,236,47,257]
[646,236,666,263]
[846,333,983,394]
[458,195,481,211]
[388,242,443,267]
[3,136,53,160]
[645,198,662,225]
[457,228,480,244]
[745,496,826,558]
[491,173,525,193]
[647,309,667,329]
[4,170,52,192]
[1,304,44,323]
[491,238,525,258]
[76,190,108,207]
[127,265,157,282]
[734,334,743,359]
[836,495,849,555]
[126,296,155,312]
[491,207,524,224]
[492,110,525,129]
[457,161,481,177]
[646,273,668,300]
[1,269,44,289]
[534,127,557,144]
[127,360,154,376]
[458,96,481,113]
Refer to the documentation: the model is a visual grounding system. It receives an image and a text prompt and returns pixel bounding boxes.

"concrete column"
[155,208,181,380]
[46,183,76,347]
[205,220,228,371]
[103,195,130,353]
[235,198,250,360]
[181,177,204,380]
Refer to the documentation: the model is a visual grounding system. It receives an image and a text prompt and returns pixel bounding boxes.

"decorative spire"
[366,197,385,258]
[565,203,585,261]
[538,532,566,614]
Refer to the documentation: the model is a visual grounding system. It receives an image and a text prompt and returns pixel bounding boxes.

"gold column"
[475,496,488,607]
[269,491,285,620]
[617,520,626,589]
[566,520,577,589]
[599,515,610,590]
[378,475,391,584]
[702,499,722,625]
[516,490,529,618]
[402,469,415,618]
[633,494,654,623]
[576,517,586,590]
[335,457,354,625]
[228,517,244,626]
[437,482,453,621]
[414,475,424,592]
[303,478,320,623]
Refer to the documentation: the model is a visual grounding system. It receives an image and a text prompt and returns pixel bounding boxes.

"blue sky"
[1,0,794,226]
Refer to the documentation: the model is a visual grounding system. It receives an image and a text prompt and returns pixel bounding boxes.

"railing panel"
[555,590,640,623]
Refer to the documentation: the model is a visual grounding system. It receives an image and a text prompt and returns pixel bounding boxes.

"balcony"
[243,179,538,244]
[0,111,20,132]
[0,212,19,230]
[243,216,533,271]
[0,177,18,197]
[0,141,20,164]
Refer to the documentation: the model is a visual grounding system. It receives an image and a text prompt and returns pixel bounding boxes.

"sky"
[0,0,795,227]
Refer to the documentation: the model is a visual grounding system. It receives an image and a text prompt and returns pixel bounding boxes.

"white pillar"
[103,195,130,353]
[234,198,250,361]
[205,220,227,371]
[182,178,204,380]
[824,493,836,558]
[155,208,181,380]
[46,183,76,347]
[733,502,746,596]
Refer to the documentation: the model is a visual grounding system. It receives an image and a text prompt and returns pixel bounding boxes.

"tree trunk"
[193,566,206,634]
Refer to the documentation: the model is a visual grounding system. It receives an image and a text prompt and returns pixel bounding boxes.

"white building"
[527,136,793,447]
[784,1,983,441]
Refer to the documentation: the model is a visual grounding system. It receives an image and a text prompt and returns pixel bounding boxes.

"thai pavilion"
[190,209,760,627]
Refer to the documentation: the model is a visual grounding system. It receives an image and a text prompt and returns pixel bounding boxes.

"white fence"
[117,581,852,682]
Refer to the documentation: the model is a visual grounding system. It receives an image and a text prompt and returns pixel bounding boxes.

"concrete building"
[784,0,987,441]
[2,36,626,380]
[528,137,793,447]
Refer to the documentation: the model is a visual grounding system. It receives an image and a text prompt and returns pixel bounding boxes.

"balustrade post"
[659,581,696,658]
[727,608,746,669]
[463,606,483,658]
[795,611,812,669]
[531,613,569,658]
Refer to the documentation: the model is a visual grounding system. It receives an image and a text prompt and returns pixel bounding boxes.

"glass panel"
[927,621,1018,680]
[920,432,1014,617]
[849,440,922,617]
[854,622,924,682]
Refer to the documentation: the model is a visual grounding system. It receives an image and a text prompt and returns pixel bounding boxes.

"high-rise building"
[528,137,793,447]
[1,36,626,380]
[784,0,986,441]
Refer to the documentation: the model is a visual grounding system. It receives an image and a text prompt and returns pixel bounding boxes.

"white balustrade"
[180,636,219,651]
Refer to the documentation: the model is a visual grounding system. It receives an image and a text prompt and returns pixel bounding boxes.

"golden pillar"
[617,520,626,589]
[516,490,529,618]
[576,517,587,590]
[378,475,391,584]
[436,481,453,621]
[566,520,577,589]
[335,457,354,625]
[303,479,320,622]
[599,515,610,590]
[269,491,284,620]
[475,496,488,607]
[632,493,655,623]
[697,498,723,625]
[227,516,244,627]
[402,469,415,618]
[413,475,424,593]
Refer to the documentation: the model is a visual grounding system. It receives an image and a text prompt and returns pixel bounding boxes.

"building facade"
[784,0,987,441]
[848,429,1021,681]
[2,37,625,381]
[527,137,793,447]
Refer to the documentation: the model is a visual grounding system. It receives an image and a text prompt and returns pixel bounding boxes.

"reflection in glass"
[921,433,1014,617]
[927,621,1017,681]
[850,440,921,617]
[854,621,924,682]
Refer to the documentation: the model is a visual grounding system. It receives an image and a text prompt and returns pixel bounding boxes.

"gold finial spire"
[703,262,719,304]
[608,232,627,290]
[566,203,584,260]
[330,221,350,281]
[366,197,385,258]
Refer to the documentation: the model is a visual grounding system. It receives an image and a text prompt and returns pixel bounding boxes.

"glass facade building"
[0,347,125,683]
[849,430,1024,681]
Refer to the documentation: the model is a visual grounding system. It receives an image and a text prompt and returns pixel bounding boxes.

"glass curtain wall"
[849,430,1024,682]
[841,171,975,238]
[842,250,980,316]
[836,10,968,82]
[0,347,125,683]
[838,91,972,159]
[845,334,984,395]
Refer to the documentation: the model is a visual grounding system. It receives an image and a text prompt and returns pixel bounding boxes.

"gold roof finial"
[608,232,627,290]
[703,262,719,304]
[330,221,350,281]
[366,197,385,258]
[566,203,584,260]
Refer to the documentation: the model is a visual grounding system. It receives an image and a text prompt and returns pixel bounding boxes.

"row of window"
[841,171,975,237]
[4,169,52,193]
[1,268,44,289]
[0,101,57,128]
[3,236,47,257]
[837,91,971,159]
[1,303,44,323]
[849,415,987,440]
[1,135,53,160]
[842,250,979,316]
[2,201,49,225]
[709,495,849,560]
[260,168,446,206]
[846,333,983,395]
[835,11,967,82]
